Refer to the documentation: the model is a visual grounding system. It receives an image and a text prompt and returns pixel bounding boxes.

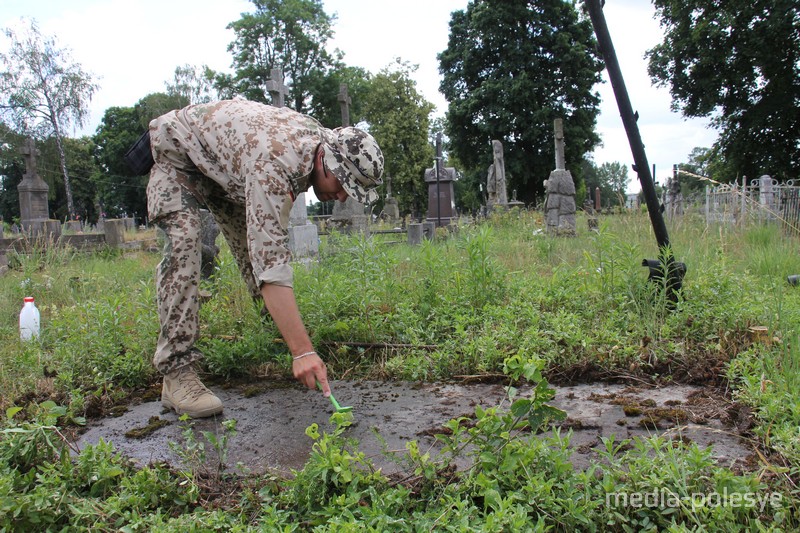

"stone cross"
[338,83,351,127]
[554,118,566,170]
[266,68,289,108]
[20,138,40,178]
[18,136,53,234]
[386,174,393,198]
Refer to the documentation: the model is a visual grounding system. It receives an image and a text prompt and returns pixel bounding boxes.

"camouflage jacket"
[147,99,334,288]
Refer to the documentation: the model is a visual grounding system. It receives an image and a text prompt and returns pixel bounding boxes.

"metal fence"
[662,175,800,236]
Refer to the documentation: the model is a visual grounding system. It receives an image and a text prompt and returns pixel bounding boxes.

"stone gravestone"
[585,197,598,232]
[486,139,508,210]
[381,174,400,223]
[18,138,60,239]
[506,189,525,209]
[337,83,351,130]
[330,83,368,234]
[266,67,289,108]
[407,222,424,245]
[64,217,82,233]
[424,166,457,226]
[424,134,457,226]
[758,175,777,220]
[544,119,576,236]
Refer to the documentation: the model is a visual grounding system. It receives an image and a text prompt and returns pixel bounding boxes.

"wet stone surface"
[75,380,753,475]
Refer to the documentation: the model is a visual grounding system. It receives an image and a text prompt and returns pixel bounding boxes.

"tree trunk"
[50,119,75,219]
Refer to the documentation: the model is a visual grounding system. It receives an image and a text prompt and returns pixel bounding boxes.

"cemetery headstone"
[424,166,457,226]
[585,198,598,232]
[104,219,126,248]
[506,189,524,209]
[758,175,777,220]
[287,224,320,258]
[266,68,289,108]
[486,140,509,209]
[337,83,351,129]
[18,138,60,238]
[423,221,436,240]
[544,119,576,236]
[407,222,423,245]
[329,197,366,234]
[425,134,457,226]
[381,174,400,223]
[65,220,82,233]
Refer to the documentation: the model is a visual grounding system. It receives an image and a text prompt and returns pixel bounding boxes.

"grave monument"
[425,134,457,226]
[544,119,576,236]
[18,138,60,238]
[381,174,400,223]
[486,139,508,209]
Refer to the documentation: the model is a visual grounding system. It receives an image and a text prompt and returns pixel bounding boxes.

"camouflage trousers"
[152,175,263,374]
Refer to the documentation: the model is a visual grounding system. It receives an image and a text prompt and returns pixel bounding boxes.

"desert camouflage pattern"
[148,100,327,373]
[321,127,384,205]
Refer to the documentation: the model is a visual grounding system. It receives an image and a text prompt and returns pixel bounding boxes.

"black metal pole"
[585,0,685,298]
[435,134,442,227]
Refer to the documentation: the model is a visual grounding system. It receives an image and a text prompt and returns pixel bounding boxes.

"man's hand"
[293,352,330,397]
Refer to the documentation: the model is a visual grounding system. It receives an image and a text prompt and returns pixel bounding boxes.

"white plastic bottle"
[19,296,40,341]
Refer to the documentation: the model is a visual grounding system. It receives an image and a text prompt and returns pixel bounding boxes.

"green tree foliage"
[304,65,371,129]
[0,19,99,218]
[90,92,187,221]
[166,64,218,105]
[582,160,629,208]
[56,137,98,222]
[218,0,337,113]
[362,60,435,218]
[646,0,800,180]
[133,93,189,133]
[672,146,719,195]
[438,0,603,205]
[0,124,24,223]
[93,106,150,220]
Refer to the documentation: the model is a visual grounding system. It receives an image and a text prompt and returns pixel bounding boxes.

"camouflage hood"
[321,127,384,205]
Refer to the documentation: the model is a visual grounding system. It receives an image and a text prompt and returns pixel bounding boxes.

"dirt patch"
[75,380,754,476]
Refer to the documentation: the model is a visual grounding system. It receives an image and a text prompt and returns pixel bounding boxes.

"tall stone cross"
[266,68,289,108]
[386,174,393,198]
[338,83,351,127]
[20,137,40,178]
[554,118,566,170]
[18,136,51,228]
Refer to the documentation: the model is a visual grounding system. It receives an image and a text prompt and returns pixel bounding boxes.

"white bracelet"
[293,351,316,361]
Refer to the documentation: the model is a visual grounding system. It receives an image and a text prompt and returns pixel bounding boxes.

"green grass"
[2,210,800,530]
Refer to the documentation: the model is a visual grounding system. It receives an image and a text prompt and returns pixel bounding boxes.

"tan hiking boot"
[161,366,223,418]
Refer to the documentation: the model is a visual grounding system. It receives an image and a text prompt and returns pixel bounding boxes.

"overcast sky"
[1,0,717,193]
